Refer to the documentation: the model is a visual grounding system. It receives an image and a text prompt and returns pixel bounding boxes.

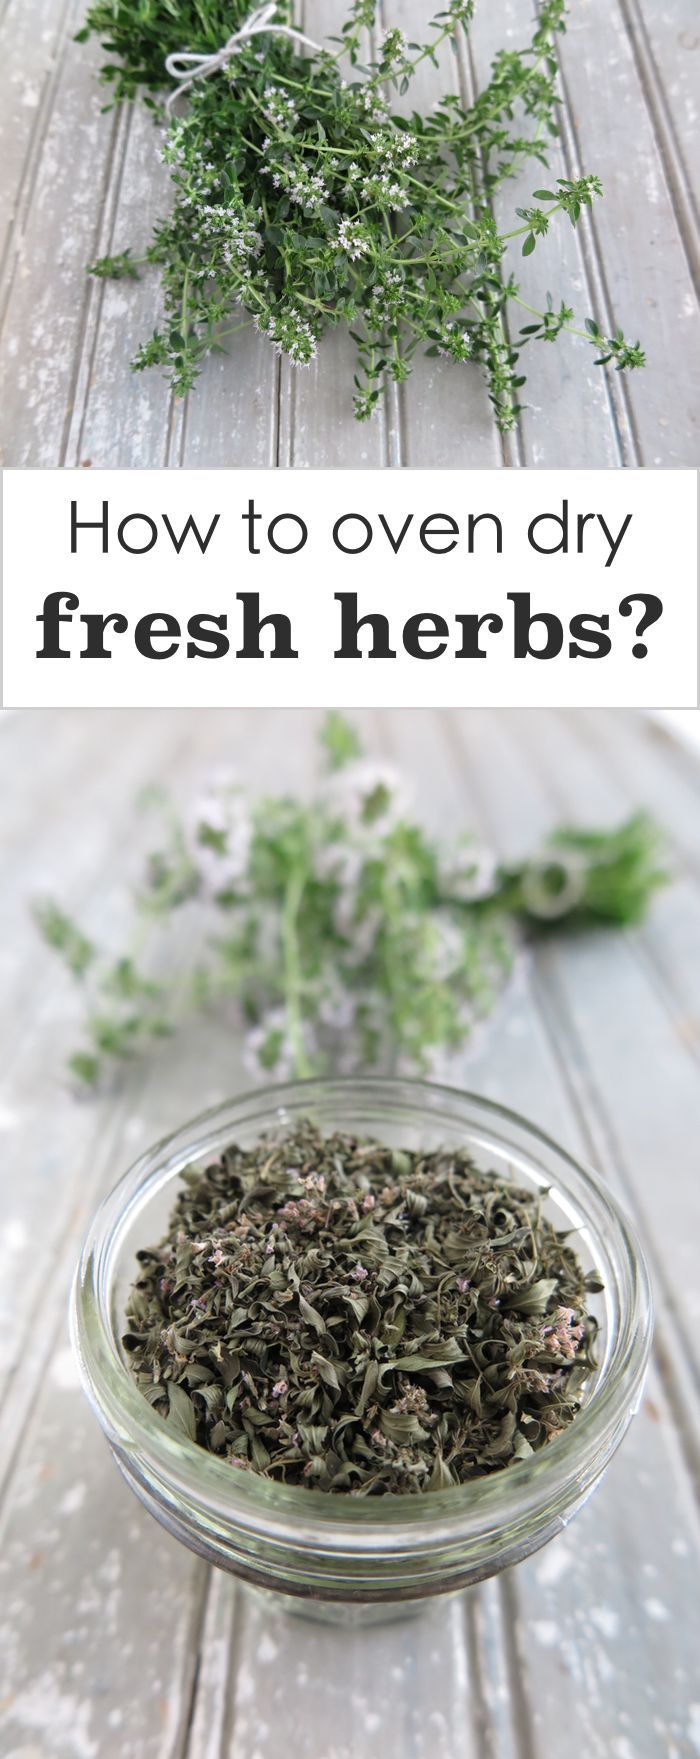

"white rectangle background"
[1,468,697,708]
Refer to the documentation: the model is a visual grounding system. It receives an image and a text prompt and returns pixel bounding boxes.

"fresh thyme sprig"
[35,715,667,1089]
[78,0,645,430]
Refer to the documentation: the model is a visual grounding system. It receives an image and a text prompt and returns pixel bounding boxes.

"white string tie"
[164,3,322,111]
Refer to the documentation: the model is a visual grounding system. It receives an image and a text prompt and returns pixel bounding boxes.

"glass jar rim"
[71,1077,653,1550]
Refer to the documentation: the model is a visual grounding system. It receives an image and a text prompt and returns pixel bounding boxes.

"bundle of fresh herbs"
[36,715,667,1089]
[123,1120,600,1492]
[79,0,645,429]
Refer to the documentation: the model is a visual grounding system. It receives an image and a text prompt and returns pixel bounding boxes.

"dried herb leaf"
[124,1120,599,1495]
[166,1380,198,1440]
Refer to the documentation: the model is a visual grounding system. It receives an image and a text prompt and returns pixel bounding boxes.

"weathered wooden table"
[0,706,699,1758]
[0,0,698,468]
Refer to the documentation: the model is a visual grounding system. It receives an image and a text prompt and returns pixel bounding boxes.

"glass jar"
[71,1078,652,1615]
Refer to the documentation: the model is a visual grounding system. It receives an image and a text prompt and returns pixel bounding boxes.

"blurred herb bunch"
[36,715,667,1089]
[79,0,645,430]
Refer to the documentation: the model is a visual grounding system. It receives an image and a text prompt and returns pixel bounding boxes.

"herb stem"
[281,865,312,1080]
[501,202,564,242]
[508,291,598,344]
[211,319,255,341]
[180,265,190,339]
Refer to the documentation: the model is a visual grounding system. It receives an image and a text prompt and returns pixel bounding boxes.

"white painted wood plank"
[555,0,700,466]
[178,346,282,469]
[0,0,75,282]
[64,104,176,469]
[187,1574,239,1759]
[448,708,558,855]
[636,874,700,1061]
[574,708,700,875]
[511,1437,700,1759]
[0,1416,207,1759]
[466,1579,523,1759]
[280,316,391,466]
[631,0,700,188]
[1,711,182,963]
[468,0,623,468]
[506,706,628,824]
[0,715,221,1447]
[0,710,100,851]
[226,1588,479,1759]
[384,0,503,468]
[628,0,700,280]
[0,749,303,1759]
[183,1497,513,1759]
[0,8,121,467]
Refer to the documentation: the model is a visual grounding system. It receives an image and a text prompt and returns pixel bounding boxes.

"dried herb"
[35,716,668,1088]
[77,0,645,431]
[123,1120,601,1494]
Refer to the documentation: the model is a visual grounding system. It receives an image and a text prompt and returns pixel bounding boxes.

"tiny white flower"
[438,840,498,903]
[186,773,253,900]
[324,761,411,840]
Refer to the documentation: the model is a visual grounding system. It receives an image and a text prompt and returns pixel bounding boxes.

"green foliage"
[77,2,266,101]
[36,717,668,1089]
[87,248,141,280]
[530,816,668,925]
[319,710,363,771]
[33,902,94,977]
[79,0,645,431]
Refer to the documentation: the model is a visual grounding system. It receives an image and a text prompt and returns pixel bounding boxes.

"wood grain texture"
[0,0,75,283]
[0,2,120,467]
[467,0,624,469]
[553,0,700,466]
[0,708,698,1759]
[0,0,697,465]
[626,0,700,286]
[280,0,391,469]
[226,1589,481,1759]
[384,0,502,469]
[64,104,177,470]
